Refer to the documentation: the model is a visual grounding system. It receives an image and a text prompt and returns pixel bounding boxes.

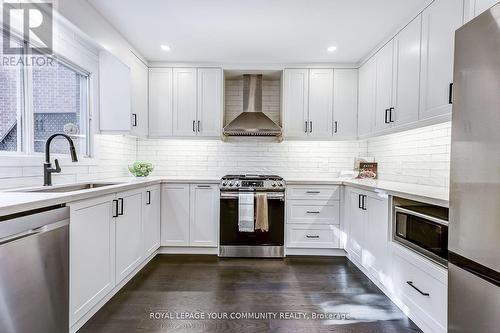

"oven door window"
[220,197,284,246]
[395,212,448,260]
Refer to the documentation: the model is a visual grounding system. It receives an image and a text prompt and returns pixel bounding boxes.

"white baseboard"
[285,248,346,256]
[157,246,218,255]
[69,252,157,333]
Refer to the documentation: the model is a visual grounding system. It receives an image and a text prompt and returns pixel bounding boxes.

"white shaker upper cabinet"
[197,68,222,137]
[333,69,358,139]
[173,68,198,136]
[391,15,421,127]
[358,57,376,137]
[283,69,309,138]
[99,50,131,133]
[149,68,173,137]
[308,69,334,138]
[464,0,498,22]
[373,40,394,133]
[419,0,464,119]
[129,53,149,137]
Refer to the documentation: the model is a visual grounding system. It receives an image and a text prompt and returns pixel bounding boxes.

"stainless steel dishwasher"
[0,206,69,333]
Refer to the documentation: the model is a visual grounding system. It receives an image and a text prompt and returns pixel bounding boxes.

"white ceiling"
[89,0,429,64]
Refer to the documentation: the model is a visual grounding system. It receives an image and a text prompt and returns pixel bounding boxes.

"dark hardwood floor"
[79,255,421,333]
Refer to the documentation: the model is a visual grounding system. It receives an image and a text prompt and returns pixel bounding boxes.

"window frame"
[1,37,92,157]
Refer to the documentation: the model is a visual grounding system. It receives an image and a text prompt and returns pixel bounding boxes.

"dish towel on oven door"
[255,192,269,232]
[238,192,254,232]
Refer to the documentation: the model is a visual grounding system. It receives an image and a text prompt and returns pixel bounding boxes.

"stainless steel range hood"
[223,74,282,136]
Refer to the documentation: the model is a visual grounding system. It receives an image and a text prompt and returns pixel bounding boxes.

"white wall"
[365,122,451,187]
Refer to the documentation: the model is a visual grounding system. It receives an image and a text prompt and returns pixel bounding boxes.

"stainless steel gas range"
[219,175,285,258]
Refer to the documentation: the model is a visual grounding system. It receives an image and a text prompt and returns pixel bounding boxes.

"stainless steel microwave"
[393,205,449,267]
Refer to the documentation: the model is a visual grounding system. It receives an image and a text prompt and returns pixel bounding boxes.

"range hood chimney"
[223,74,282,136]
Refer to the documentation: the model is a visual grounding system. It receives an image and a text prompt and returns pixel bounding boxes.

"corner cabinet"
[333,69,358,139]
[143,185,161,257]
[149,68,174,137]
[283,68,357,139]
[129,52,149,137]
[161,183,218,247]
[358,57,376,137]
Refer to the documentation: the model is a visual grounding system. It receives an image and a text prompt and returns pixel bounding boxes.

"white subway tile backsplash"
[0,122,452,190]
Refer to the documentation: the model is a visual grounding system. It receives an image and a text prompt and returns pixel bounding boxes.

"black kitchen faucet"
[43,133,78,186]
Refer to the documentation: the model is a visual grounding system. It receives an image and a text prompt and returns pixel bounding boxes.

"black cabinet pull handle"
[449,83,453,104]
[305,121,308,133]
[306,211,320,214]
[362,195,367,210]
[197,185,211,188]
[384,109,390,124]
[306,191,321,194]
[310,121,313,133]
[118,198,124,216]
[197,120,200,132]
[306,235,320,239]
[406,281,430,296]
[112,199,119,218]
[334,121,338,133]
[389,107,395,123]
[146,191,151,205]
[132,113,137,127]
[358,194,362,209]
[192,120,196,132]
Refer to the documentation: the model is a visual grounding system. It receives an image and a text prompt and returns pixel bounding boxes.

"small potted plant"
[128,161,154,177]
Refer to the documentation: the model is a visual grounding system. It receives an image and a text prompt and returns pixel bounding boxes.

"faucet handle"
[53,159,61,173]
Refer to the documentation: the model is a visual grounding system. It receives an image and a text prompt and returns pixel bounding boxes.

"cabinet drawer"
[393,252,447,331]
[287,200,339,225]
[287,185,340,200]
[287,224,340,248]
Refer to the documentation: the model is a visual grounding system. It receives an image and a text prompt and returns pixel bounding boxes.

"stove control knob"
[272,182,277,187]
[278,182,283,187]
[222,182,227,186]
[229,182,233,187]
[236,183,241,187]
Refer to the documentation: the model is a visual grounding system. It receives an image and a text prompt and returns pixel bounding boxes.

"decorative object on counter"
[128,161,154,177]
[354,157,375,171]
[357,162,378,179]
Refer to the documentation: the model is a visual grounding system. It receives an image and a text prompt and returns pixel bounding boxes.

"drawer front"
[393,253,447,330]
[287,200,340,225]
[287,185,340,200]
[287,224,340,248]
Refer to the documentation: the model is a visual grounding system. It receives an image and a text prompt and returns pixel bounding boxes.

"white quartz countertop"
[0,177,219,217]
[0,176,449,217]
[286,178,449,207]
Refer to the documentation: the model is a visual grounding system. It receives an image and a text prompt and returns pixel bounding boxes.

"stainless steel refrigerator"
[449,3,500,332]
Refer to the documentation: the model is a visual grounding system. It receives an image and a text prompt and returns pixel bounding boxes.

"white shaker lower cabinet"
[69,194,116,326]
[286,185,341,250]
[344,187,389,285]
[161,184,190,246]
[143,185,161,257]
[161,183,218,247]
[115,188,144,284]
[190,184,219,247]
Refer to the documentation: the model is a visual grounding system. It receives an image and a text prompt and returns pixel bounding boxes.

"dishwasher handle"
[0,219,69,246]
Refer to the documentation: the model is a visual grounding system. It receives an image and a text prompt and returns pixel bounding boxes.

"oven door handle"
[220,192,285,200]
[394,206,448,226]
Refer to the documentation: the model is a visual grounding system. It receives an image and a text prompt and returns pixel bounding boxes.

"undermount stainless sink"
[16,183,122,193]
